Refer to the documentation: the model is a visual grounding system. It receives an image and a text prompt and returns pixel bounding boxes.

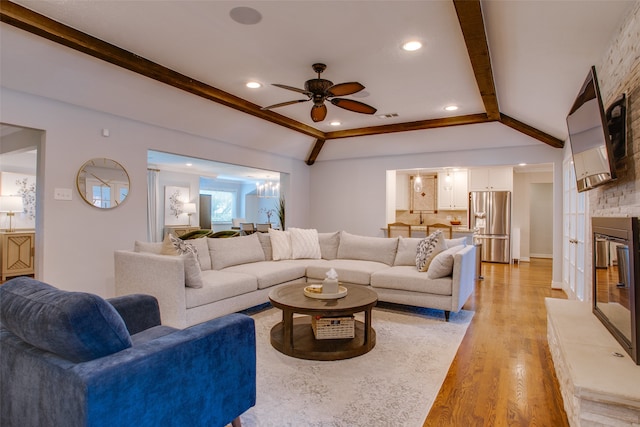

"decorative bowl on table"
[450,220,461,225]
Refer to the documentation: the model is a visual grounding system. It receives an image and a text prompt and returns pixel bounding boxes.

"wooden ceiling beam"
[0,1,324,140]
[306,139,326,165]
[324,114,491,140]
[500,114,564,148]
[453,0,500,120]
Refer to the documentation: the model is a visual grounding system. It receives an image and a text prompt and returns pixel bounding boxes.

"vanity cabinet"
[437,170,468,210]
[468,167,513,191]
[1,230,35,282]
[396,173,410,210]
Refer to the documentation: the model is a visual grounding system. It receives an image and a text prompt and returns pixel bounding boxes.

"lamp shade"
[182,203,197,214]
[0,196,24,213]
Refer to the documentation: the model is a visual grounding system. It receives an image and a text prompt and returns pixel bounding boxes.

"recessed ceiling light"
[519,163,527,166]
[229,6,262,25]
[246,81,261,89]
[330,121,341,126]
[444,105,458,111]
[402,40,422,51]
[186,163,193,167]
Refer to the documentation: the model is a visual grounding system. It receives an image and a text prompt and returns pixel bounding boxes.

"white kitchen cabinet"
[438,170,468,210]
[468,167,513,191]
[396,173,410,210]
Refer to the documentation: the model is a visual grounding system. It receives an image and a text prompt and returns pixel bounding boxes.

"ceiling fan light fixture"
[402,40,422,51]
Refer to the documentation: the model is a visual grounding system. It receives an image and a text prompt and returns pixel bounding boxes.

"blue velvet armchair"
[0,277,256,427]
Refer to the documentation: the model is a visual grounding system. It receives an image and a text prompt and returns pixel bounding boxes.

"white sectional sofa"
[115,230,477,328]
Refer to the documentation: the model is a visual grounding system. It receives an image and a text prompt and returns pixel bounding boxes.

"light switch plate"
[54,188,72,201]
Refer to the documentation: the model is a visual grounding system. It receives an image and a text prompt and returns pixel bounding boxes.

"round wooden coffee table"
[268,283,377,360]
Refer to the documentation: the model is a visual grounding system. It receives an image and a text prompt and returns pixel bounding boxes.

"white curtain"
[147,169,161,242]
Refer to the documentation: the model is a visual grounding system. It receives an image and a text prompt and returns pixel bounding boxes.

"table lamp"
[0,196,24,232]
[182,203,197,226]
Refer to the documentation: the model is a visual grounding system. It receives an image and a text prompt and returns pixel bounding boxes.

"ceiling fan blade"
[326,82,365,97]
[260,99,309,110]
[330,98,377,115]
[311,104,327,122]
[272,83,312,96]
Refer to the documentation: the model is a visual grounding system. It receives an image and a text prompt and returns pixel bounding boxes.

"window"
[201,190,235,223]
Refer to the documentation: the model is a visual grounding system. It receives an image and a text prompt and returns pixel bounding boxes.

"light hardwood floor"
[424,258,570,427]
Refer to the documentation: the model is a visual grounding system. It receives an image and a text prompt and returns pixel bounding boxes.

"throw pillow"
[318,231,340,260]
[289,228,321,259]
[169,234,203,288]
[426,244,465,279]
[182,252,204,289]
[269,228,292,261]
[160,234,179,255]
[416,231,447,272]
[170,234,197,256]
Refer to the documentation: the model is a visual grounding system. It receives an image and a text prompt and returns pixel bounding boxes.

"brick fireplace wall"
[592,2,640,217]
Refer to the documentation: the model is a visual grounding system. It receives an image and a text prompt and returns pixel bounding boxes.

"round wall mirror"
[76,158,130,209]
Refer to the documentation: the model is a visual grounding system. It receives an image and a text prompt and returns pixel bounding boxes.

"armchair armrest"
[107,294,161,335]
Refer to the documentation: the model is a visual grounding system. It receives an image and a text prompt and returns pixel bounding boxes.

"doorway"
[0,124,43,282]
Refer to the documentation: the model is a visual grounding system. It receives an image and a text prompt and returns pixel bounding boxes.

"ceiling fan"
[261,63,377,122]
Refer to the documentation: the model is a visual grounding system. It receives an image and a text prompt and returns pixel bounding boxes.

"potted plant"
[277,195,285,230]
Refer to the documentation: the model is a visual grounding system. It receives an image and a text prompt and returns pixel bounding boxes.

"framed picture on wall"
[0,172,36,230]
[164,185,189,226]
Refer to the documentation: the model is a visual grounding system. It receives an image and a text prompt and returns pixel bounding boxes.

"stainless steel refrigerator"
[469,191,511,263]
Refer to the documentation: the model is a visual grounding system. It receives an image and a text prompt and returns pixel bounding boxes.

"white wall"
[309,135,564,285]
[529,183,554,257]
[1,88,311,297]
[513,171,554,261]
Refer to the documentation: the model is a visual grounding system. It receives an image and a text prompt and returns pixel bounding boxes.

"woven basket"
[311,316,355,339]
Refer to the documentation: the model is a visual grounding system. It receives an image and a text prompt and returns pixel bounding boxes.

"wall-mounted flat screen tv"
[566,66,617,192]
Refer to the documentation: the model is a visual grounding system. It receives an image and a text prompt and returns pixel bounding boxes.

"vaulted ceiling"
[0,0,633,164]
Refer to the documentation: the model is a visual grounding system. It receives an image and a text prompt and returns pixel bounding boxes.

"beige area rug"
[240,305,473,427]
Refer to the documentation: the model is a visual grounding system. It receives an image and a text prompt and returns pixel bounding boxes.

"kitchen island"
[383,225,475,244]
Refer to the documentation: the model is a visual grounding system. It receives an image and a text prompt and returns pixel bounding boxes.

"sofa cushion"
[427,245,465,279]
[337,231,398,266]
[306,259,389,285]
[318,231,340,260]
[223,261,306,289]
[445,237,467,249]
[268,229,292,260]
[289,228,321,259]
[208,233,265,270]
[416,231,447,272]
[393,236,422,266]
[186,270,258,308]
[0,277,132,363]
[257,232,273,261]
[188,237,212,271]
[371,266,453,296]
[134,241,162,254]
